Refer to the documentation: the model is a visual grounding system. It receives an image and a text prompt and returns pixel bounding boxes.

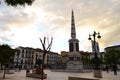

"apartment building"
[14,46,61,69]
[14,47,35,69]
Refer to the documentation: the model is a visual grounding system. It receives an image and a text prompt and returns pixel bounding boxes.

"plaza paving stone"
[0,70,120,80]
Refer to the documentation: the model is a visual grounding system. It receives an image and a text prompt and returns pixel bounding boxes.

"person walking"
[18,65,21,71]
[105,65,109,73]
[113,64,117,75]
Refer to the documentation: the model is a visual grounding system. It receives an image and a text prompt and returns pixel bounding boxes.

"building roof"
[105,45,120,50]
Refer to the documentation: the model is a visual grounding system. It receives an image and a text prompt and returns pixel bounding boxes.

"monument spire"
[71,10,76,39]
[67,10,83,71]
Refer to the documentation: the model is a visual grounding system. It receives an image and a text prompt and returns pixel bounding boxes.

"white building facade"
[14,46,61,69]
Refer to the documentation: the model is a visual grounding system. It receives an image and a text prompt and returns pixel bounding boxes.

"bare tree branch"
[47,37,53,51]
[40,38,45,50]
[43,37,46,50]
[39,36,53,80]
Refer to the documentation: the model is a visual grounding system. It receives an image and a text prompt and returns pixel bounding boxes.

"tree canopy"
[0,44,15,78]
[81,56,91,64]
[4,0,35,7]
[36,58,42,66]
[104,49,120,65]
[90,57,103,65]
[0,44,14,65]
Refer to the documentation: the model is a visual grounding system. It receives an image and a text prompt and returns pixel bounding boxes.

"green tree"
[104,49,120,65]
[90,57,103,65]
[0,44,14,79]
[90,57,103,69]
[3,0,35,7]
[81,56,90,64]
[36,58,42,66]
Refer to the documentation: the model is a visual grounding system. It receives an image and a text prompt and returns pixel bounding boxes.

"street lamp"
[88,31,102,78]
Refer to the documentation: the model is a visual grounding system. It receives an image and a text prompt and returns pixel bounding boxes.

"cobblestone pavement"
[0,70,120,80]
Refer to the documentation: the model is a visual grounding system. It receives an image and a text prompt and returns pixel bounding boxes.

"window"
[76,43,79,51]
[22,49,25,53]
[69,43,73,51]
[21,60,23,64]
[69,57,74,61]
[77,57,80,61]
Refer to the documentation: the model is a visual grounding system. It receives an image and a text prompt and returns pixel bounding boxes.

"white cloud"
[0,0,120,53]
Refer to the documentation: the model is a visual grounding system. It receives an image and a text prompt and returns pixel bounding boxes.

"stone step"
[68,76,100,80]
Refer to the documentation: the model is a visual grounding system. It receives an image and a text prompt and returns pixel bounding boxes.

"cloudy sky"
[0,0,120,53]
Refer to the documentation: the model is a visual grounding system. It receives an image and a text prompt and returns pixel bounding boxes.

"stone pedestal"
[69,76,100,80]
[67,61,83,71]
[93,70,102,78]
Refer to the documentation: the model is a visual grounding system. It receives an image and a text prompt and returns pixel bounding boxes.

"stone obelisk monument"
[67,10,83,71]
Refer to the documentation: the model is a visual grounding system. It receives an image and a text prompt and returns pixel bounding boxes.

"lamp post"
[88,31,102,78]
